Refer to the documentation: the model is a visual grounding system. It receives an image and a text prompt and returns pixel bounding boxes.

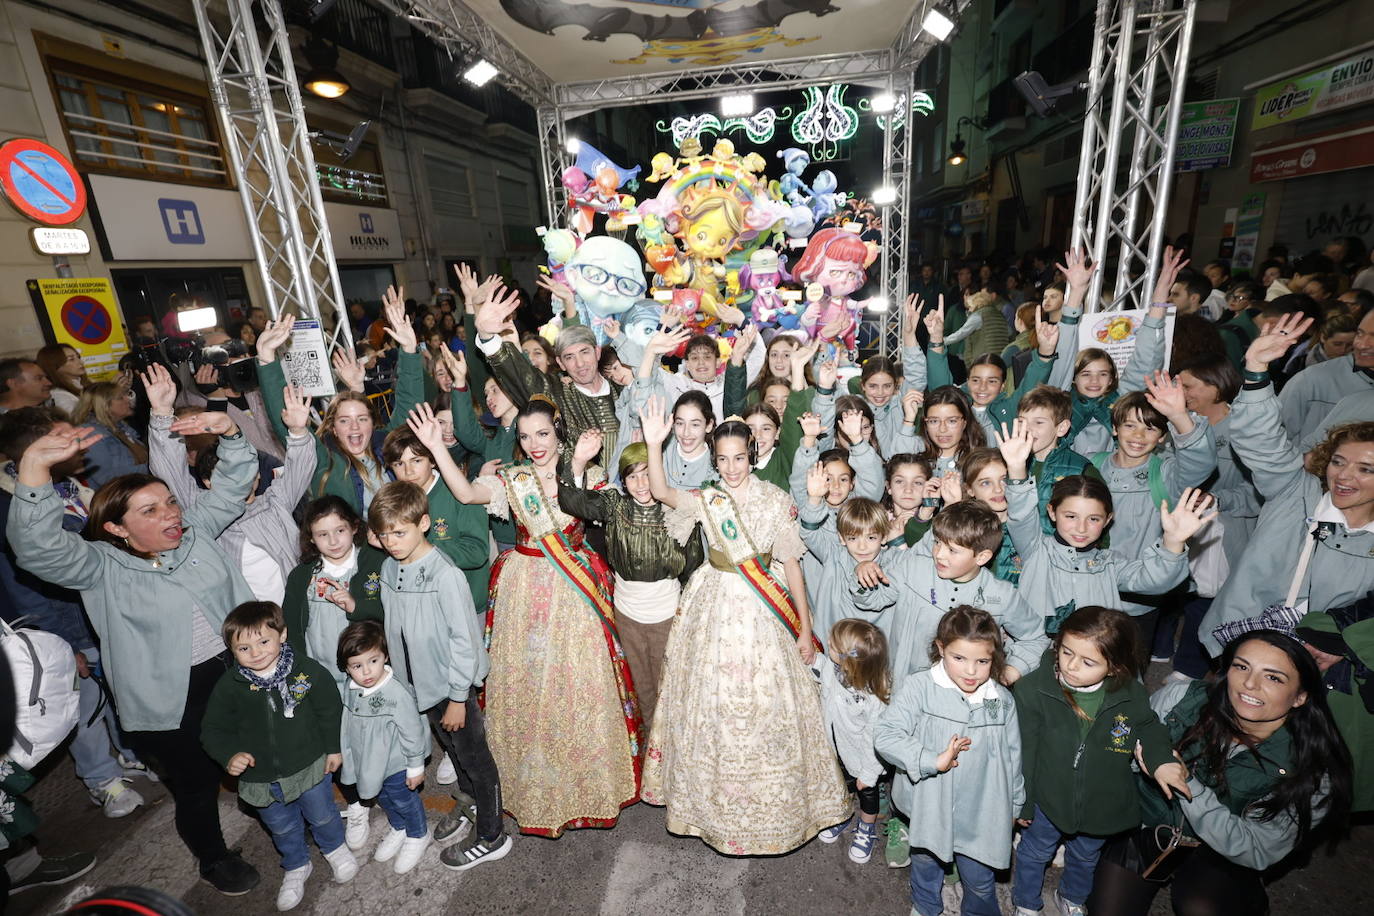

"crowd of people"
[0,236,1371,915]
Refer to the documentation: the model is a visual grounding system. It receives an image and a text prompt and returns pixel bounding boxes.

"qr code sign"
[285,349,323,390]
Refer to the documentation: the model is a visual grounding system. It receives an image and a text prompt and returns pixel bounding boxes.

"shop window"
[48,64,227,187]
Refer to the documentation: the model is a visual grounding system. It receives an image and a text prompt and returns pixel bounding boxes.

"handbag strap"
[1286,520,1319,609]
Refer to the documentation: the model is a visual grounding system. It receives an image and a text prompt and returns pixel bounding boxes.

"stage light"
[872,186,898,205]
[871,93,897,113]
[948,136,967,166]
[565,138,581,155]
[302,37,349,99]
[922,9,955,41]
[464,59,498,86]
[721,93,754,117]
[867,296,889,312]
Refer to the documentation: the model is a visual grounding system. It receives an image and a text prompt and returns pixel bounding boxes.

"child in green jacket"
[201,601,354,911]
[1010,606,1186,916]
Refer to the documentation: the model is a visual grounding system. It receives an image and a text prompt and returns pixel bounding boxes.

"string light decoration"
[655,85,935,158]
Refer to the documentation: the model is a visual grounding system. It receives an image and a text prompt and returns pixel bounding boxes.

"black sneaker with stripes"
[440,832,513,871]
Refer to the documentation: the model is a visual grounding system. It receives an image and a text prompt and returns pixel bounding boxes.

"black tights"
[1087,830,1269,916]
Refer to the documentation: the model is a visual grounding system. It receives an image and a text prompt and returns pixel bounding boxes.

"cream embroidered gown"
[479,467,639,837]
[641,476,849,855]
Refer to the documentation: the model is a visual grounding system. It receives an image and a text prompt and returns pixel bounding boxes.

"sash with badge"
[699,483,823,652]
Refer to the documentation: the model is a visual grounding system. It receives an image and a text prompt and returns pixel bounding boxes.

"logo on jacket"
[433,517,449,539]
[289,673,312,703]
[364,572,381,597]
[1110,713,1131,748]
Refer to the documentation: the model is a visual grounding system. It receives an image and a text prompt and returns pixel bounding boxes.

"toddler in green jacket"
[201,601,355,911]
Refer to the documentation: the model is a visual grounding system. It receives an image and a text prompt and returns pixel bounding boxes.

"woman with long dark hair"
[1088,630,1353,915]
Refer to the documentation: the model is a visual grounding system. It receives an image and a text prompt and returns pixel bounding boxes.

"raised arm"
[998,419,1047,560]
[173,413,257,538]
[900,294,928,393]
[1047,250,1095,389]
[142,363,199,508]
[474,286,547,409]
[639,394,680,509]
[407,404,495,505]
[9,425,108,591]
[262,386,320,513]
[558,430,613,523]
[1228,313,1317,499]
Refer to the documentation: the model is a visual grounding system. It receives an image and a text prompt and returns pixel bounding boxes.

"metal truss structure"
[190,0,351,352]
[1070,0,1198,312]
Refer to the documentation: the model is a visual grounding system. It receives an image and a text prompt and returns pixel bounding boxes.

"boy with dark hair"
[1013,385,1102,531]
[201,601,354,911]
[366,481,510,870]
[336,620,431,873]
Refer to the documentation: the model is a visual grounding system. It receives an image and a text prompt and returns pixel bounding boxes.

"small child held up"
[336,621,432,874]
[1010,606,1189,916]
[367,481,511,871]
[813,618,891,864]
[200,601,355,911]
[875,606,1024,916]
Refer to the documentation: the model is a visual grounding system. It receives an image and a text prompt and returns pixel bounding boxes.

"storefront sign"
[28,277,130,381]
[88,174,254,261]
[1250,123,1374,182]
[960,198,988,221]
[324,202,404,260]
[1252,47,1374,130]
[1232,193,1266,271]
[1175,98,1240,171]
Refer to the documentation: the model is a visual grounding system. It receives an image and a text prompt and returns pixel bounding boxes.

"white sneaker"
[1014,908,1041,916]
[373,826,406,862]
[117,752,160,783]
[393,833,431,874]
[276,862,311,911]
[344,802,371,850]
[323,844,358,883]
[89,777,144,818]
[435,755,457,785]
[1054,889,1087,916]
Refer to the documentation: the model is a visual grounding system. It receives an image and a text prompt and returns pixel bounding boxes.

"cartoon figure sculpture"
[792,227,876,354]
[563,141,640,235]
[738,248,801,332]
[565,235,648,343]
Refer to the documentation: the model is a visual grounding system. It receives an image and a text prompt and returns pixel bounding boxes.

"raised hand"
[169,412,238,438]
[280,385,312,436]
[478,458,503,477]
[716,303,746,328]
[1244,311,1314,372]
[1160,488,1217,552]
[923,294,946,346]
[902,294,922,345]
[454,262,479,303]
[536,275,575,312]
[791,337,821,370]
[331,346,365,393]
[817,358,838,392]
[140,362,178,415]
[854,559,890,589]
[572,429,603,467]
[193,362,218,389]
[637,394,672,447]
[902,388,924,424]
[994,418,1035,478]
[1034,305,1060,356]
[16,425,102,483]
[1143,370,1188,422]
[381,285,416,353]
[938,471,963,505]
[475,285,522,338]
[405,403,446,454]
[255,314,295,363]
[602,317,622,340]
[646,326,690,358]
[1057,248,1095,290]
[805,460,829,503]
[838,408,865,445]
[440,347,468,390]
[1150,245,1189,304]
[730,323,759,366]
[798,411,823,445]
[935,734,973,773]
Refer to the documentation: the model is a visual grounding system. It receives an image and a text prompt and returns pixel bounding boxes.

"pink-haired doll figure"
[739,248,801,333]
[793,227,871,352]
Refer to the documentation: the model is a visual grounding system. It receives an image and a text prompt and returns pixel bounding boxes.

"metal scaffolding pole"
[1070,0,1197,312]
[878,65,916,358]
[189,0,350,351]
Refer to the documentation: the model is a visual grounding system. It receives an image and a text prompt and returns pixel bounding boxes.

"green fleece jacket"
[1014,651,1174,835]
[201,650,343,802]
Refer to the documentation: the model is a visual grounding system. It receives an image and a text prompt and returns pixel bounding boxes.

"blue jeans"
[257,775,346,870]
[1172,596,1215,679]
[911,849,1000,916]
[376,770,427,838]
[1011,804,1106,910]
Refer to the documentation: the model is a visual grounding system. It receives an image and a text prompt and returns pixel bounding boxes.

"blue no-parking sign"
[0,138,87,225]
